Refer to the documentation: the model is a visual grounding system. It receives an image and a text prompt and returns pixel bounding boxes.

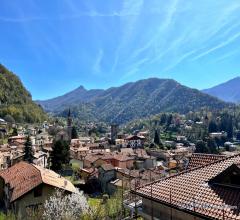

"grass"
[88,197,102,207]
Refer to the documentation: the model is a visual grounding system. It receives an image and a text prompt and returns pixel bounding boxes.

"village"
[0,109,240,219]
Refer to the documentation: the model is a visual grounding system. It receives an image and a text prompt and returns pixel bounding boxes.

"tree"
[160,113,167,125]
[154,130,160,145]
[50,140,70,172]
[167,114,173,127]
[43,189,89,220]
[4,114,15,124]
[207,138,218,154]
[195,140,209,153]
[208,120,218,133]
[23,136,34,163]
[226,116,233,140]
[71,126,78,139]
[236,131,240,141]
[12,127,18,136]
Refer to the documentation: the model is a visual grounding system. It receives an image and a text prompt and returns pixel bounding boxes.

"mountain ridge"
[37,78,233,124]
[203,76,240,103]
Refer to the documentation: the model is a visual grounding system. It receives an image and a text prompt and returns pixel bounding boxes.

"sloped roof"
[0,162,76,202]
[187,153,226,169]
[0,162,42,202]
[33,165,76,193]
[134,154,240,219]
[100,163,115,171]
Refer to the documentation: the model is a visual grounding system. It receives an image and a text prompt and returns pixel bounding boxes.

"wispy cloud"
[93,49,103,74]
[191,31,240,61]
[111,0,144,73]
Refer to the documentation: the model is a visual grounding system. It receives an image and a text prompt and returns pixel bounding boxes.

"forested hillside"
[43,78,233,124]
[0,64,46,123]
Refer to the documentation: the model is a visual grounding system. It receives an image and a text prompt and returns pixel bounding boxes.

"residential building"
[132,154,240,220]
[125,135,145,148]
[0,162,77,219]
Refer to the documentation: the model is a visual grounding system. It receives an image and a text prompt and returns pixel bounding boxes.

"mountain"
[36,86,104,112]
[0,64,46,123]
[203,77,240,103]
[37,78,232,124]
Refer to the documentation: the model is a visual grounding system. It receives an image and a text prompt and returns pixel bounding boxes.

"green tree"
[50,140,70,172]
[23,136,34,163]
[154,130,160,145]
[12,127,18,136]
[195,140,209,153]
[4,114,15,124]
[207,138,218,154]
[71,126,78,139]
[208,120,218,133]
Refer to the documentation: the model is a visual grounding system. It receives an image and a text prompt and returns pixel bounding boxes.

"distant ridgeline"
[37,78,234,124]
[0,64,46,123]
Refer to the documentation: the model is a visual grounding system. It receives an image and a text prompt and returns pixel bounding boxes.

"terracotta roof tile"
[100,164,115,171]
[0,161,42,202]
[134,154,240,219]
[187,153,226,169]
[0,162,76,202]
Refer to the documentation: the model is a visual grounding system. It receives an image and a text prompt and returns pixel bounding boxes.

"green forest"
[0,64,46,123]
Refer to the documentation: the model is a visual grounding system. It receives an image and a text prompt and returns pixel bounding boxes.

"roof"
[134,154,240,220]
[34,165,76,193]
[100,163,115,171]
[0,118,5,122]
[125,135,145,140]
[8,135,26,140]
[0,162,42,202]
[0,162,76,202]
[187,153,226,169]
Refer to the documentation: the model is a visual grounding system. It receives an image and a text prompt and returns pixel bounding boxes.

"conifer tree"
[154,130,160,145]
[71,126,78,139]
[23,136,34,163]
[50,140,70,172]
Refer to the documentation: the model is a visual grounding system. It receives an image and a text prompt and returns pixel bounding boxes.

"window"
[34,185,43,197]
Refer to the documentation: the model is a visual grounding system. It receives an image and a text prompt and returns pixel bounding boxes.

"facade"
[98,164,116,194]
[125,135,145,148]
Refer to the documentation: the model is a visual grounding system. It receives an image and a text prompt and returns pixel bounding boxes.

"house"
[209,131,227,139]
[35,132,53,147]
[33,151,48,168]
[8,135,26,146]
[55,130,69,142]
[78,137,93,144]
[0,118,7,126]
[0,162,77,219]
[132,154,240,220]
[83,154,102,168]
[125,135,145,148]
[98,164,116,194]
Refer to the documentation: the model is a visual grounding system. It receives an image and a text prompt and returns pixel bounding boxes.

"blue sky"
[1,0,240,100]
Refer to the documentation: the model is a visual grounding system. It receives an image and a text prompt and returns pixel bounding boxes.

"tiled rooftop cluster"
[135,154,240,219]
[187,153,226,169]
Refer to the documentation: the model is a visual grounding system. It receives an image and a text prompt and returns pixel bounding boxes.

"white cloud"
[93,49,103,74]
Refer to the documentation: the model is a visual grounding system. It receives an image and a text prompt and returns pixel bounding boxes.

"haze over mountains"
[37,78,232,124]
[203,77,240,104]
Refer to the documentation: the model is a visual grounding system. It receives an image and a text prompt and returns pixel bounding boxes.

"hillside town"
[0,108,240,219]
